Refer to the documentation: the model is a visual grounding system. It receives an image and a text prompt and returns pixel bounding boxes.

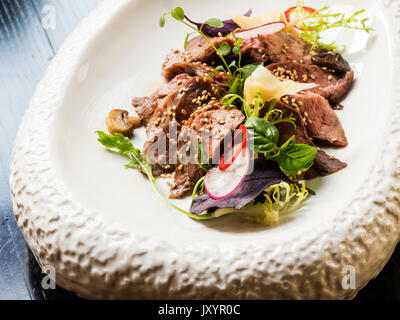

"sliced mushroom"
[311,46,351,74]
[106,109,141,137]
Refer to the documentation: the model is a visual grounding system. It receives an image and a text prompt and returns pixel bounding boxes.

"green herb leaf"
[245,117,279,156]
[198,144,212,172]
[232,37,242,55]
[192,176,206,201]
[184,32,193,49]
[171,7,185,21]
[216,42,231,56]
[250,92,265,118]
[204,18,224,28]
[228,60,237,69]
[294,3,373,51]
[264,100,296,127]
[97,131,153,181]
[97,131,135,154]
[161,6,236,80]
[278,136,317,174]
[232,45,240,55]
[221,93,245,108]
[210,64,226,78]
[215,65,226,71]
[159,14,166,27]
[229,76,240,94]
[250,181,309,225]
[240,63,262,82]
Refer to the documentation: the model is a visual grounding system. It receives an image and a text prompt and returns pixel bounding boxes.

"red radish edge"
[219,125,248,171]
[284,6,316,31]
[284,6,316,23]
[219,143,243,171]
[205,147,251,200]
[235,21,286,39]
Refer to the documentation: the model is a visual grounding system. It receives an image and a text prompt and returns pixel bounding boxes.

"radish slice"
[205,147,250,200]
[235,21,286,39]
[284,6,316,31]
[219,125,248,171]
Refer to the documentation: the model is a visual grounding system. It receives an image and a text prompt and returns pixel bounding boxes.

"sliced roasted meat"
[170,102,245,199]
[241,31,313,65]
[273,102,347,179]
[300,151,348,180]
[162,61,230,89]
[171,163,205,200]
[283,92,348,147]
[315,71,354,106]
[163,35,234,70]
[187,35,234,64]
[163,61,211,81]
[132,74,191,126]
[267,61,354,105]
[240,36,270,64]
[143,76,226,176]
[273,103,312,146]
[311,46,351,74]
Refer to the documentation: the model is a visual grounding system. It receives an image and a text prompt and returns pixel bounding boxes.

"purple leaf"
[190,159,295,215]
[184,9,252,37]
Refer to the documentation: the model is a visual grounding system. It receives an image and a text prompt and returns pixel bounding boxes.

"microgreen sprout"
[160,7,261,96]
[97,131,215,220]
[291,1,373,50]
[161,7,233,76]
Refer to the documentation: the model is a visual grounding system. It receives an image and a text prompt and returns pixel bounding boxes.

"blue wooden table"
[0,0,399,300]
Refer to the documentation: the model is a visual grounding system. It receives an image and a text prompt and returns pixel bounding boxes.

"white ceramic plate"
[10,0,400,299]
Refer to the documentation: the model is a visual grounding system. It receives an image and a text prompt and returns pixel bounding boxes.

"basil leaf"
[217,42,231,56]
[278,136,318,173]
[245,117,279,155]
[205,18,224,28]
[171,7,185,21]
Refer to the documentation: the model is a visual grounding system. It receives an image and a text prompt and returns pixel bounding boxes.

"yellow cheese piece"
[230,10,284,29]
[244,65,318,104]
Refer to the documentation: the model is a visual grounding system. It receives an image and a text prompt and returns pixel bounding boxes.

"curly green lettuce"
[251,181,309,225]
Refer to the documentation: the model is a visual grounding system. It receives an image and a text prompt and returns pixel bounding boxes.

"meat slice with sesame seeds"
[142,76,226,177]
[132,73,191,126]
[241,31,313,65]
[241,32,354,106]
[169,102,245,199]
[240,36,271,64]
[162,61,230,89]
[285,92,348,147]
[267,62,354,106]
[187,35,234,64]
[163,35,234,68]
[270,102,347,179]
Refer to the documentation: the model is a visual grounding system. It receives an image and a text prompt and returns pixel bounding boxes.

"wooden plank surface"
[0,0,398,300]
